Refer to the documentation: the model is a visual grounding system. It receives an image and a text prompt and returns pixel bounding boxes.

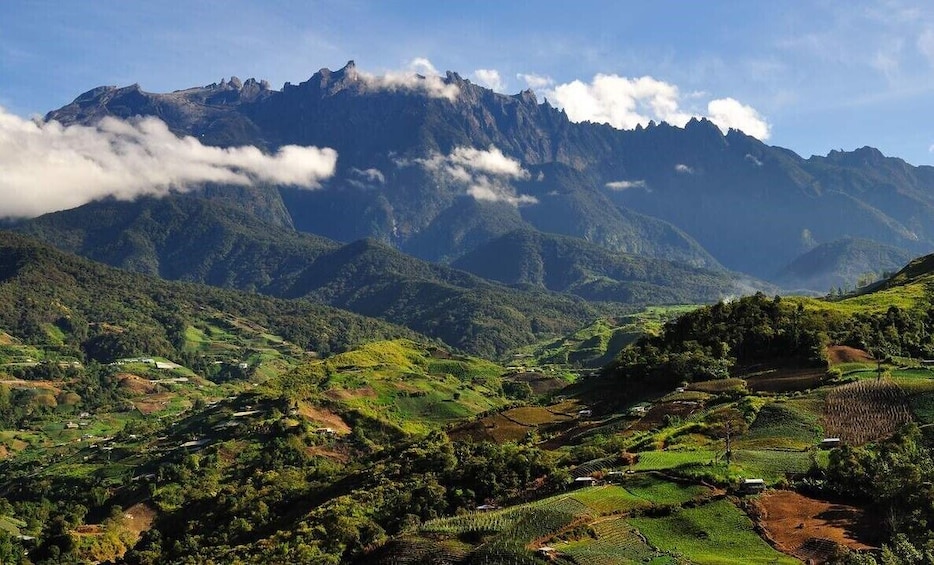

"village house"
[739,478,766,494]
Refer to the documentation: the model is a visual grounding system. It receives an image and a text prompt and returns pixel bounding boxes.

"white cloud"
[404,145,536,206]
[472,69,505,92]
[517,73,554,90]
[0,108,337,218]
[545,73,771,140]
[357,58,459,101]
[675,164,694,174]
[605,180,647,191]
[706,98,771,140]
[918,28,934,66]
[744,154,763,167]
[350,167,385,184]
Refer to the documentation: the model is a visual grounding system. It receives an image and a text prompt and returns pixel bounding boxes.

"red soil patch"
[306,445,350,463]
[0,379,61,392]
[449,413,532,443]
[826,346,873,366]
[297,402,351,434]
[508,372,569,396]
[74,524,103,536]
[122,502,157,537]
[133,392,175,415]
[118,373,159,395]
[744,367,826,393]
[755,490,878,563]
[325,386,376,401]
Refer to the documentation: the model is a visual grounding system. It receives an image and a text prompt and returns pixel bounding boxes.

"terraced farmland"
[562,518,669,565]
[630,499,799,565]
[739,401,823,450]
[822,378,912,445]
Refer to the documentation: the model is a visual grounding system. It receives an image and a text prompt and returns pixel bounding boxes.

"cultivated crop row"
[822,379,911,445]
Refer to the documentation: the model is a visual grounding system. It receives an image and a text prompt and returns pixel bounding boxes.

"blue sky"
[4,0,934,164]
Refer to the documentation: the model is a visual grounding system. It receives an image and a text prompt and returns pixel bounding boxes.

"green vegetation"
[522,305,699,368]
[630,499,798,565]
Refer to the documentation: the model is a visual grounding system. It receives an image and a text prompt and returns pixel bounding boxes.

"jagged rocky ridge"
[46,61,934,284]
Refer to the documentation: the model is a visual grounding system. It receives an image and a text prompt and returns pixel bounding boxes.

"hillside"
[0,231,417,360]
[3,236,934,562]
[43,62,934,284]
[18,200,610,357]
[451,229,764,303]
[774,237,913,293]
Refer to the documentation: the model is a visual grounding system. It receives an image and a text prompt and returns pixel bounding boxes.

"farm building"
[578,409,593,417]
[739,478,766,494]
[573,476,599,488]
[475,504,498,512]
[629,404,649,416]
[819,437,841,449]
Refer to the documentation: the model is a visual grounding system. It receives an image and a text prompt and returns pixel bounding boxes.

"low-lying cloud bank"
[401,145,537,206]
[357,58,459,101]
[0,108,338,218]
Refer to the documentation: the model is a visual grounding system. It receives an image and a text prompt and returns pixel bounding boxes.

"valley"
[0,229,933,563]
[4,32,934,565]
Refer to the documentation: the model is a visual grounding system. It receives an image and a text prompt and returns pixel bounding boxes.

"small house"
[573,476,599,488]
[65,422,79,430]
[739,478,766,494]
[628,404,649,416]
[819,438,841,449]
[578,409,593,417]
[475,504,498,512]
[536,546,556,556]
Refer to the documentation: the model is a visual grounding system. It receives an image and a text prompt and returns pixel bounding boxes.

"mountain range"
[40,61,934,295]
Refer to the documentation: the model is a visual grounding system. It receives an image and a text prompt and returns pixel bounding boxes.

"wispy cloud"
[472,69,505,92]
[402,145,536,206]
[347,167,385,188]
[0,108,337,218]
[674,164,694,174]
[517,73,554,90]
[605,180,647,191]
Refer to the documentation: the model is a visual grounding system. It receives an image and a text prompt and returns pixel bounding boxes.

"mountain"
[774,237,913,293]
[18,196,610,356]
[451,229,764,303]
[0,230,416,360]
[44,62,934,285]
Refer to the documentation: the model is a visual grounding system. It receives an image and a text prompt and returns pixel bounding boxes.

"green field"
[630,499,799,565]
[739,401,823,450]
[563,518,672,565]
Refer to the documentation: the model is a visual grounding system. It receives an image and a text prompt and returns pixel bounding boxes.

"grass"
[621,475,711,505]
[909,392,934,425]
[730,450,818,481]
[633,450,718,471]
[630,499,799,565]
[738,401,823,450]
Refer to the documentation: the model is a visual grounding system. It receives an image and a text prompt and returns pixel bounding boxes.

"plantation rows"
[570,455,618,478]
[562,517,665,565]
[822,379,911,445]
[375,538,470,564]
